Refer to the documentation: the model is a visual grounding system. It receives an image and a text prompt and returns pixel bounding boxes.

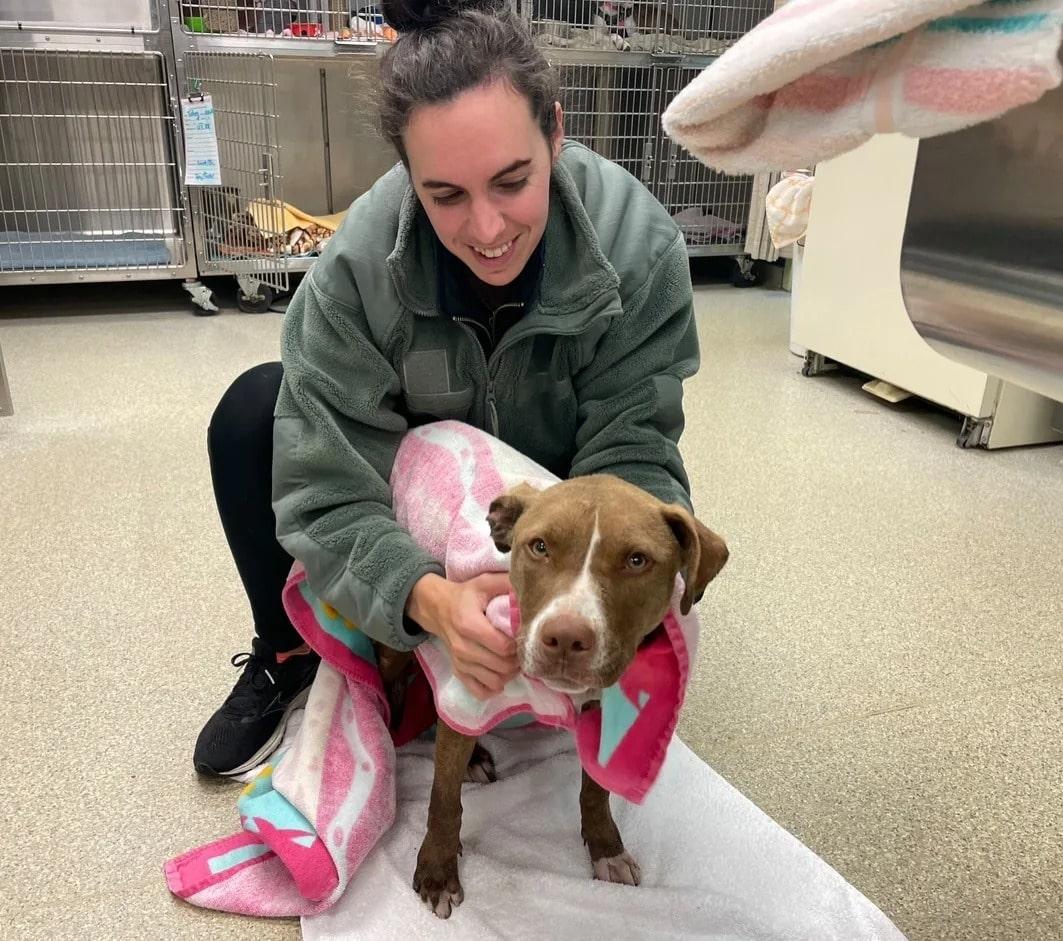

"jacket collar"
[386,148,622,327]
[435,230,544,320]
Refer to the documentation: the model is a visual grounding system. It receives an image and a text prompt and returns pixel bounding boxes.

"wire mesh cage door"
[176,1,356,38]
[519,0,772,54]
[668,0,773,46]
[656,64,753,255]
[183,50,288,295]
[554,60,660,188]
[0,47,187,282]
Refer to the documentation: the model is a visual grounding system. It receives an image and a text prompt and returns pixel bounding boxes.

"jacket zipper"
[486,383,499,437]
[454,300,524,438]
[453,319,499,436]
[427,290,621,438]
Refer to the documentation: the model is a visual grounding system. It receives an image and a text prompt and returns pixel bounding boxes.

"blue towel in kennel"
[0,231,171,272]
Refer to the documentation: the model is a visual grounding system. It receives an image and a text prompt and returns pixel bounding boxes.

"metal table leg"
[0,342,13,417]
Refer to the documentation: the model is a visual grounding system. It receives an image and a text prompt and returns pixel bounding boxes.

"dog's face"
[487,475,728,694]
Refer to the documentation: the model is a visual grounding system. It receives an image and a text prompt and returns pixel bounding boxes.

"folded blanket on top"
[165,421,698,917]
[662,0,1063,174]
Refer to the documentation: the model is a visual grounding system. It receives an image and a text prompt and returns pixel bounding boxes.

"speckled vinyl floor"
[1,279,1060,941]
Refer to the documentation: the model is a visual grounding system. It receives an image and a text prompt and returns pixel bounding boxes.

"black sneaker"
[193,638,320,777]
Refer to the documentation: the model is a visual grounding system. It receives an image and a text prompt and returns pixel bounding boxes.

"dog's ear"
[486,483,540,553]
[661,505,729,615]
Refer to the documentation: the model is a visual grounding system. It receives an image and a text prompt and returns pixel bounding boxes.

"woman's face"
[404,80,562,287]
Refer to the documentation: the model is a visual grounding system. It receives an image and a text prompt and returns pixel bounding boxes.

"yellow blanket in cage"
[248,200,347,234]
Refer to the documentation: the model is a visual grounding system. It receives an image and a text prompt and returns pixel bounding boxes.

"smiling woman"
[405,83,558,287]
[376,0,561,287]
[193,0,702,784]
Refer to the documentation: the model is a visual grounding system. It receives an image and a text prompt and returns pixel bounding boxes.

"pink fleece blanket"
[662,0,1063,174]
[165,421,698,917]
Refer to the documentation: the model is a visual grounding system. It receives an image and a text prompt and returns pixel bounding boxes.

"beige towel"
[765,171,814,248]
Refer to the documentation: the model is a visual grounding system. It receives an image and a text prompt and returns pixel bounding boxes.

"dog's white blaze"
[525,513,607,671]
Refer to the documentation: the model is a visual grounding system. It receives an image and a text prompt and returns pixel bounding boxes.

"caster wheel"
[956,416,990,449]
[730,257,762,288]
[192,290,219,316]
[238,284,274,313]
[801,351,827,377]
[182,279,220,315]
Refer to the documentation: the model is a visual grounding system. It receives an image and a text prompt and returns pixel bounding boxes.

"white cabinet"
[791,134,1062,449]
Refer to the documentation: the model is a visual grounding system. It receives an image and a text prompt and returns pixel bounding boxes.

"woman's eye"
[529,538,549,558]
[627,552,649,570]
[432,191,464,206]
[498,178,528,193]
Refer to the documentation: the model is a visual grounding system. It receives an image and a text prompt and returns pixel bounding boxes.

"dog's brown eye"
[627,552,649,570]
[529,538,549,558]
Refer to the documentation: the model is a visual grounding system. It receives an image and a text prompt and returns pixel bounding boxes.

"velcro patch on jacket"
[402,350,451,395]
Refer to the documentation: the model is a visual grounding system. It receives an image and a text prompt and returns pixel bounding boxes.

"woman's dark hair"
[378,0,559,162]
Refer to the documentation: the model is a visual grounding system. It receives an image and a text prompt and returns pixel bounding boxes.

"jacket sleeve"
[271,269,443,651]
[569,231,698,513]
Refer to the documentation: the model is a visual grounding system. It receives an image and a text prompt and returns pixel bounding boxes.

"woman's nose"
[467,198,506,246]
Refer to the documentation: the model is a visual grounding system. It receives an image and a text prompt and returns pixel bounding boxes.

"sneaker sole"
[214,685,312,778]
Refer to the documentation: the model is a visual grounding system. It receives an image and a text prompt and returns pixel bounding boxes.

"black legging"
[207,362,301,653]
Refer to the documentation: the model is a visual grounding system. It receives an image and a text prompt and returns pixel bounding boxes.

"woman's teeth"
[474,240,513,259]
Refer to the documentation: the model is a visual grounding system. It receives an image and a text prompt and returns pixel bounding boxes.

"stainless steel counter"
[901,58,1063,407]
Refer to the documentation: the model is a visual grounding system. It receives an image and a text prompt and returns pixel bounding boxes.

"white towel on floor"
[302,727,906,940]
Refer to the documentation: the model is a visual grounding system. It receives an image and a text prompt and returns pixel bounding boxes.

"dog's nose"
[539,616,596,658]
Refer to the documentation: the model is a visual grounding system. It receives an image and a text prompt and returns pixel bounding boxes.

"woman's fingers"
[456,579,517,659]
[461,613,518,664]
[440,573,521,699]
[454,669,497,701]
[473,571,512,600]
[452,640,516,679]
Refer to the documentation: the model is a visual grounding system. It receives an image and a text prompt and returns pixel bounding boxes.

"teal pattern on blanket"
[236,755,319,847]
[597,684,651,767]
[208,841,271,875]
[298,580,377,663]
[928,12,1049,32]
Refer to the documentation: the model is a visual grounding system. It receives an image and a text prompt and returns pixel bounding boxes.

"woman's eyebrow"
[421,159,532,190]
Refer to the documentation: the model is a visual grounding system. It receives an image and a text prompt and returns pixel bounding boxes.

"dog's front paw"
[413,853,464,919]
[592,850,641,886]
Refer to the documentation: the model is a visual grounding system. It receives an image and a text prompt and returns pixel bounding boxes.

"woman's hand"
[407,572,518,700]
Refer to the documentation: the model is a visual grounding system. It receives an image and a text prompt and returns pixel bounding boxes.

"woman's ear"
[551,101,565,162]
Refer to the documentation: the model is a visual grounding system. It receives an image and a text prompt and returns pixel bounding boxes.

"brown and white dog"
[410,474,729,918]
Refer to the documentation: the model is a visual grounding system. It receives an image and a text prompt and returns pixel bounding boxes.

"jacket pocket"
[404,387,475,421]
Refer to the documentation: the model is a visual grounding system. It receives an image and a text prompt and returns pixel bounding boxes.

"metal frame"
[170,0,771,297]
[521,0,771,55]
[553,53,753,256]
[0,339,12,416]
[0,0,771,314]
[658,61,753,256]
[534,1,773,262]
[180,48,289,298]
[176,1,365,41]
[0,0,198,287]
[168,0,772,302]
[169,6,385,306]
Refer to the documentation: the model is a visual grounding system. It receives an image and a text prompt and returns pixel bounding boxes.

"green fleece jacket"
[272,140,698,650]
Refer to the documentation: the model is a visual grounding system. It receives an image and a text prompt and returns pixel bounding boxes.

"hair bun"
[380,0,502,32]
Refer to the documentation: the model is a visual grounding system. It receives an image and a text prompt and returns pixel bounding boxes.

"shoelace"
[230,651,277,691]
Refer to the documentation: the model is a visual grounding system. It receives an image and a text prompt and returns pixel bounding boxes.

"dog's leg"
[374,645,413,731]
[581,770,641,886]
[414,722,478,918]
